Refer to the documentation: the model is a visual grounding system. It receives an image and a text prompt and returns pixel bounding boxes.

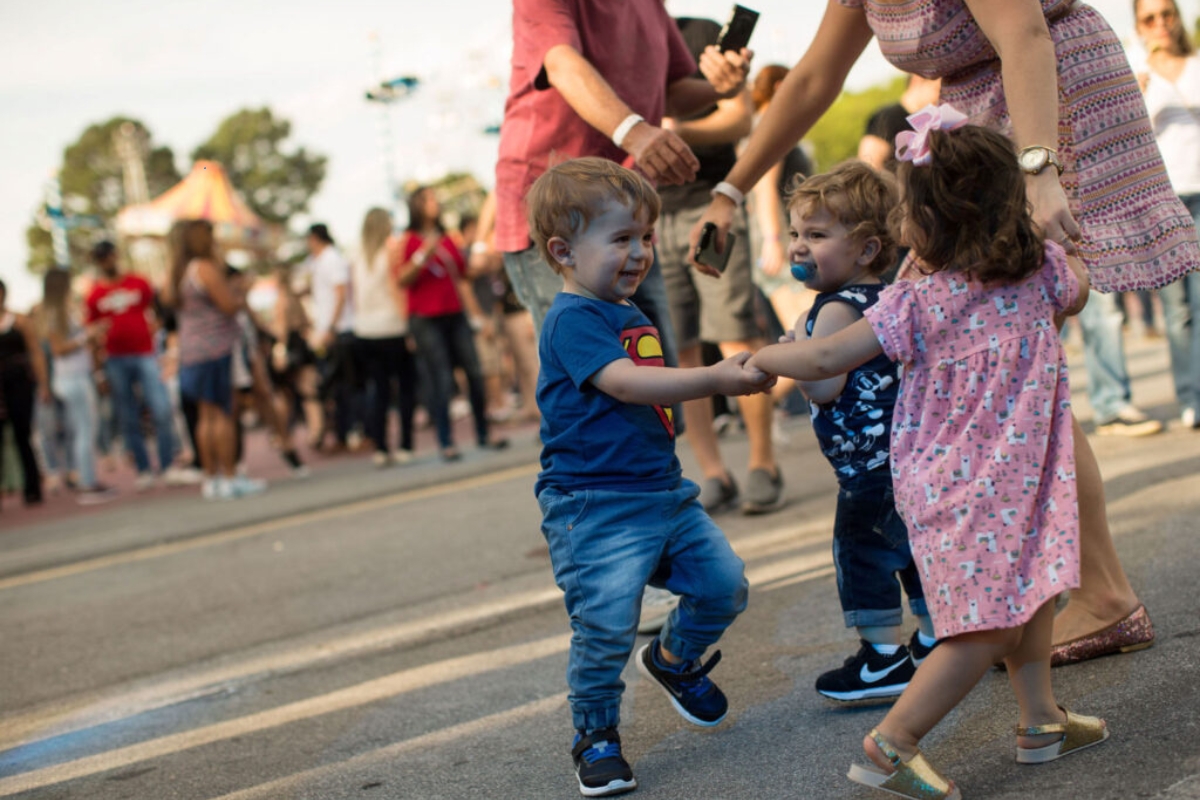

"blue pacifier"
[790,261,816,283]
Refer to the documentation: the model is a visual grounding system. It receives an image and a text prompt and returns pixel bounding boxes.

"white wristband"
[711,181,745,206]
[611,113,644,148]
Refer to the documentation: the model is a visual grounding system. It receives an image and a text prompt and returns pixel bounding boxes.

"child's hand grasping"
[712,351,777,396]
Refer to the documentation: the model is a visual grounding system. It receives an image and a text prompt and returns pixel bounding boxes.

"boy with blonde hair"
[529,157,773,796]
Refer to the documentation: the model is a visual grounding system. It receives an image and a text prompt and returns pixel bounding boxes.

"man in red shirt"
[495,0,751,350]
[85,241,184,489]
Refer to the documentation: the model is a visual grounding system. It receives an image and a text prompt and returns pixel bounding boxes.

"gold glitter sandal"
[1015,706,1109,764]
[847,729,961,800]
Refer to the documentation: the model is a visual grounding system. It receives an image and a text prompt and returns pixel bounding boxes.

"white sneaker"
[202,477,234,501]
[390,449,414,465]
[229,475,267,498]
[133,473,157,492]
[1096,405,1163,437]
[372,451,390,468]
[638,586,680,635]
[163,466,203,486]
[1183,408,1198,429]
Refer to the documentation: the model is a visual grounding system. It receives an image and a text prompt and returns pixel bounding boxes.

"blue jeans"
[104,354,176,474]
[1077,290,1133,423]
[538,481,748,732]
[408,313,490,449]
[833,468,926,628]
[1157,193,1200,417]
[53,373,99,489]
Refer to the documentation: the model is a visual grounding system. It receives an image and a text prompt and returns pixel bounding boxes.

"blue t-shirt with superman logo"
[535,294,681,496]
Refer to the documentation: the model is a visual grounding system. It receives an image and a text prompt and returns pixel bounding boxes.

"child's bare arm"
[749,317,883,381]
[592,351,774,406]
[797,301,861,405]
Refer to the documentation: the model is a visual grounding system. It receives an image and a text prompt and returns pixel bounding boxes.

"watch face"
[1020,148,1048,172]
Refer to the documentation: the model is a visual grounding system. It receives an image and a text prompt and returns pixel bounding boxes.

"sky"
[0,0,1170,311]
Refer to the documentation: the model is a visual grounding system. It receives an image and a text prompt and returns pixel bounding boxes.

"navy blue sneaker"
[571,728,636,797]
[636,638,728,726]
[909,630,938,667]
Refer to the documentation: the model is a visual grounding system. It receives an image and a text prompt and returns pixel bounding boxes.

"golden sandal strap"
[1060,710,1107,752]
[1014,721,1067,736]
[868,729,954,799]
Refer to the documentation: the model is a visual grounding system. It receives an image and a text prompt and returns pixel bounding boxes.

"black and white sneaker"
[637,639,728,726]
[908,630,938,667]
[815,639,915,701]
[571,728,636,797]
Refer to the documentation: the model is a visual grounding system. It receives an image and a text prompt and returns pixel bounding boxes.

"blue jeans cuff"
[844,608,906,629]
[573,704,622,733]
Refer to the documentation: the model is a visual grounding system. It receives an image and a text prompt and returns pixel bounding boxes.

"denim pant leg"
[444,313,490,445]
[105,356,151,473]
[655,481,749,663]
[134,355,176,471]
[538,487,667,732]
[832,469,927,628]
[1077,290,1131,423]
[409,316,456,449]
[503,247,563,334]
[1158,277,1196,414]
[57,374,99,489]
[35,396,70,475]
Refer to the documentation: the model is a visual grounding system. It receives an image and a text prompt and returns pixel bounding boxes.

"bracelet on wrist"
[611,113,645,149]
[711,181,746,207]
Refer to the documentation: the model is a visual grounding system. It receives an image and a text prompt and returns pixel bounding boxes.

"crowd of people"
[0,192,540,507]
[2,0,1199,797]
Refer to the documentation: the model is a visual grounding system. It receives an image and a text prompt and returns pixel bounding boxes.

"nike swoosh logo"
[860,659,907,683]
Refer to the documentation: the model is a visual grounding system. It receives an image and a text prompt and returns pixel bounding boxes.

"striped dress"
[840,0,1200,292]
[178,261,240,367]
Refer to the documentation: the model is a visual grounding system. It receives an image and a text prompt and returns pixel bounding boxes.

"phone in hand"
[717,4,759,52]
[695,222,737,273]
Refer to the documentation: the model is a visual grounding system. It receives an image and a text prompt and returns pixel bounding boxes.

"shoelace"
[668,650,722,697]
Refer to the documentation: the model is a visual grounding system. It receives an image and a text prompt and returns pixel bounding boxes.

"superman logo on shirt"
[621,324,674,438]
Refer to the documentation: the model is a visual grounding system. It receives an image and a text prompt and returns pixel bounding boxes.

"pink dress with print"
[864,243,1081,637]
[838,0,1200,292]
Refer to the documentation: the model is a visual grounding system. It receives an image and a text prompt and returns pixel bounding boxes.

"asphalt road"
[0,336,1198,799]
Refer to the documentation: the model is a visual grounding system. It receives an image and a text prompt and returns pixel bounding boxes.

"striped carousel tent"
[116,160,264,247]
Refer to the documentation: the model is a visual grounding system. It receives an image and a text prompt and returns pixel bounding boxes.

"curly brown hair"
[894,125,1044,285]
[785,161,898,277]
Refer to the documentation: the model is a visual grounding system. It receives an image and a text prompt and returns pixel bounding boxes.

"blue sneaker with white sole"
[571,728,636,797]
[636,638,728,726]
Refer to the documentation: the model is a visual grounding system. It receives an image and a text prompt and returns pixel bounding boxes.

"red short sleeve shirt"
[85,274,156,356]
[402,233,466,318]
[494,0,697,253]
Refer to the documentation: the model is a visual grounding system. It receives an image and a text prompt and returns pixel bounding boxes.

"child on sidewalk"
[528,157,774,797]
[750,109,1107,799]
[784,162,935,702]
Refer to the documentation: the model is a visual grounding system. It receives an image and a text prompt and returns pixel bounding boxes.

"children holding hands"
[527,157,773,797]
[750,109,1105,799]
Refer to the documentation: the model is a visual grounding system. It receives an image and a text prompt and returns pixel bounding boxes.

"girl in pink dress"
[751,113,1108,800]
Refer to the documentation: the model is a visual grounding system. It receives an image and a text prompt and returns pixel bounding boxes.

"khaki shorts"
[659,202,763,349]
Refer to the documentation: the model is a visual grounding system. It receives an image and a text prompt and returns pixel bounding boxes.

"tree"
[25,117,180,271]
[806,76,907,171]
[191,108,327,225]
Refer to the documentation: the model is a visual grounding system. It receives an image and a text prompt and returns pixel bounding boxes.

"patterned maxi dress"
[864,243,1082,637]
[840,0,1200,292]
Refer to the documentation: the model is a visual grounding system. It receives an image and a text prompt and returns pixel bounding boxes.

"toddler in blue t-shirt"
[528,157,774,797]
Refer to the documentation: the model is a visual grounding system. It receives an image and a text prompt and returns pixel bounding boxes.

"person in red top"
[85,241,185,489]
[494,0,753,358]
[398,187,507,461]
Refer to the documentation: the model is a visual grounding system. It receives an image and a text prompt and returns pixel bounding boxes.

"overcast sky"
[0,0,1162,310]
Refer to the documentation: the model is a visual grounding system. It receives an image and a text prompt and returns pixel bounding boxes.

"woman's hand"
[688,194,738,277]
[1026,171,1081,255]
[698,46,752,98]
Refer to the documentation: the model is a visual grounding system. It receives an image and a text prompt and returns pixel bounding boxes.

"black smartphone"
[717,4,759,52]
[694,222,737,273]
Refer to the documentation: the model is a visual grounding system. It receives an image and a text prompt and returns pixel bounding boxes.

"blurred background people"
[270,264,325,450]
[398,187,506,461]
[0,277,49,508]
[303,222,359,452]
[163,219,264,500]
[85,240,186,489]
[1134,0,1200,429]
[40,269,116,504]
[352,207,419,466]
